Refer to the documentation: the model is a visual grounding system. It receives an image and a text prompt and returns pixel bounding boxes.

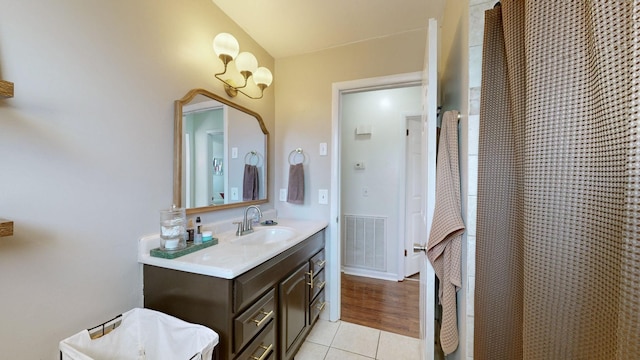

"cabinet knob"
[250,343,273,360]
[316,280,326,290]
[251,310,273,327]
[306,270,314,288]
[316,301,327,312]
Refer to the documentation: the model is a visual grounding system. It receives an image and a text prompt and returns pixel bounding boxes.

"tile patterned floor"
[295,319,422,360]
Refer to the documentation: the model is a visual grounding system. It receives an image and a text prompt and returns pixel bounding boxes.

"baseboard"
[341,267,399,282]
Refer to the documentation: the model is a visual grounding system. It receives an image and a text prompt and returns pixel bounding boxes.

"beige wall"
[0,1,274,358]
[0,0,470,357]
[440,1,471,359]
[273,30,427,221]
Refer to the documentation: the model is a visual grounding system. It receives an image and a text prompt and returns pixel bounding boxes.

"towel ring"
[244,151,260,166]
[288,148,305,165]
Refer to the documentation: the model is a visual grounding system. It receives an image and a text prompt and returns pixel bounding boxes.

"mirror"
[174,88,269,214]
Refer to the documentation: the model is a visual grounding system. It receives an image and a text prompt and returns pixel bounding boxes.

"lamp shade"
[235,52,258,75]
[213,33,239,59]
[253,67,273,87]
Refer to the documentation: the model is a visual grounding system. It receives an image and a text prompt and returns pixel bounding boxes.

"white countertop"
[138,218,328,279]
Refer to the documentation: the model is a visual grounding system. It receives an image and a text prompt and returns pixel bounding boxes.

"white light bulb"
[253,67,273,87]
[235,52,258,75]
[212,33,239,59]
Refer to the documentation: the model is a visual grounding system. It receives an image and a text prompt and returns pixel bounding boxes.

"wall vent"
[342,215,387,271]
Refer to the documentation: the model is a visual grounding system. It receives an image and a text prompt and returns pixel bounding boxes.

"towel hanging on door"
[427,110,465,355]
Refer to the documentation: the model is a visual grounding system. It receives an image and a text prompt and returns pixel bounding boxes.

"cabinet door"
[279,263,309,360]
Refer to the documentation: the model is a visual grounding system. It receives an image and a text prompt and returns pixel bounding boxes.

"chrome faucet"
[235,205,262,236]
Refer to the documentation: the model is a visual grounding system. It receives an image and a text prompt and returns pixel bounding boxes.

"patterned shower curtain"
[475,1,640,359]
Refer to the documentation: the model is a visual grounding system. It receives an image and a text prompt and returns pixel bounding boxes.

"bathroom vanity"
[139,219,327,360]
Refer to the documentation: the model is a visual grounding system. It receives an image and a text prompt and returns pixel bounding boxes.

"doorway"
[339,85,422,282]
[330,73,424,340]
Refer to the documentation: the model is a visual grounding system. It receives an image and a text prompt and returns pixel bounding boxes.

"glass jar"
[159,206,186,250]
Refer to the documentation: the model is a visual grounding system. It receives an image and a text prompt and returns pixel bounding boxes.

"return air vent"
[342,215,386,271]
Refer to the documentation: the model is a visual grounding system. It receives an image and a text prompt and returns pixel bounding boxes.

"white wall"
[0,1,274,358]
[340,86,422,278]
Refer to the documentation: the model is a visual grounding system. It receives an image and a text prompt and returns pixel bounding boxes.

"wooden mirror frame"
[174,88,269,214]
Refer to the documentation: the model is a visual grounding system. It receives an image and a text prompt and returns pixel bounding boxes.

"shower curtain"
[475,1,640,359]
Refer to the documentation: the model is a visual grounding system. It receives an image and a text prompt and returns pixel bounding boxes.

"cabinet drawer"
[236,320,276,360]
[309,289,326,325]
[310,268,326,301]
[234,288,275,354]
[309,249,326,275]
[235,230,324,312]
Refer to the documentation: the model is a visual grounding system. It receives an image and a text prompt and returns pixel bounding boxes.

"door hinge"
[404,249,407,256]
[406,129,409,136]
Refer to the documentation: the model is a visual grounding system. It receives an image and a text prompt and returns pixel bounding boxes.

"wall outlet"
[319,142,328,156]
[279,188,287,201]
[231,187,239,201]
[319,189,328,204]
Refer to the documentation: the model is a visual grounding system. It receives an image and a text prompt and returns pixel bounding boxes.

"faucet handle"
[233,221,242,236]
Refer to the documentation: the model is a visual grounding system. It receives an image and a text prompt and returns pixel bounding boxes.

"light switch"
[279,189,287,201]
[355,161,365,170]
[362,187,369,197]
[319,189,328,204]
[319,142,328,156]
[231,187,239,201]
[231,147,238,159]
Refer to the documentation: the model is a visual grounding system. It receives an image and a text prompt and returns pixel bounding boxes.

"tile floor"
[295,319,422,360]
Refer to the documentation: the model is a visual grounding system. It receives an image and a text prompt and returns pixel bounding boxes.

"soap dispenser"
[186,218,194,242]
[194,217,202,244]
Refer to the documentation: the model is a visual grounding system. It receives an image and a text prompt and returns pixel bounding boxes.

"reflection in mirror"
[174,89,268,214]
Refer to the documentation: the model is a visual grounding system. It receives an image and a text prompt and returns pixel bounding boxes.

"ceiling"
[211,0,445,59]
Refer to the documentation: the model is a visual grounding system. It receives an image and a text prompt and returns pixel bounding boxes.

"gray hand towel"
[287,163,304,204]
[243,164,259,201]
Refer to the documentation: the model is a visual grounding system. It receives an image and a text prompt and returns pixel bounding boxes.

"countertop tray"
[150,239,218,259]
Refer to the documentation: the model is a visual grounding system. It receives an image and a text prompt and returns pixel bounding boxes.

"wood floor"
[340,273,420,338]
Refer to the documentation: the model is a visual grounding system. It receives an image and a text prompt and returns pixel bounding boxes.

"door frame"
[329,71,424,321]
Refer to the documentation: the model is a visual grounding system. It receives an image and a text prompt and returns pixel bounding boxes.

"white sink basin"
[139,218,329,279]
[232,227,298,245]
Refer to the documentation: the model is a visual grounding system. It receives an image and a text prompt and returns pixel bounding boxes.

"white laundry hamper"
[59,308,219,360]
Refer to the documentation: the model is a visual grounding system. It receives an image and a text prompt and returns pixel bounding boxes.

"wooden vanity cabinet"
[143,228,326,360]
[280,263,310,360]
[309,249,327,326]
[279,248,328,360]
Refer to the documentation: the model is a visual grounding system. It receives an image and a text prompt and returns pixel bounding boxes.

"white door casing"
[420,18,438,360]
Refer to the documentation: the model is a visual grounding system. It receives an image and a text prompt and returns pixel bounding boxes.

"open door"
[405,115,424,277]
[418,18,438,360]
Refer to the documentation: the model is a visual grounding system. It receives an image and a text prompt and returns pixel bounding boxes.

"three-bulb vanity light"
[213,33,273,100]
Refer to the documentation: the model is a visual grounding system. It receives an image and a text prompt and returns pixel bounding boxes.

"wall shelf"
[0,80,14,98]
[0,218,13,237]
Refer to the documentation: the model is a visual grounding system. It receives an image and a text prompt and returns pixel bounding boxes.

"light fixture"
[213,33,273,99]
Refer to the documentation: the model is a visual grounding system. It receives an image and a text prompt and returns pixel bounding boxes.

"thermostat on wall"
[356,125,372,135]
